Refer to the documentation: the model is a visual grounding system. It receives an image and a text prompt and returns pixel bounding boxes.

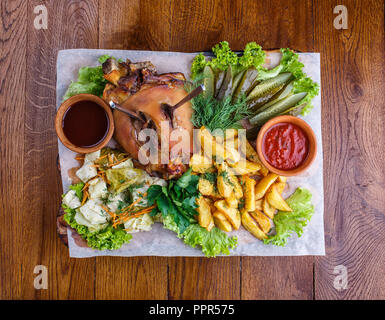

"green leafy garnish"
[63,55,116,101]
[264,188,315,246]
[147,168,200,234]
[191,41,266,79]
[68,182,84,200]
[291,76,320,115]
[191,43,319,116]
[191,53,208,80]
[238,42,266,70]
[209,41,239,71]
[203,172,217,185]
[191,94,251,131]
[62,205,132,250]
[256,48,319,115]
[162,215,238,257]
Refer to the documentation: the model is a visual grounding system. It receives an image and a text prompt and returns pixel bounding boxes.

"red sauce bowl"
[256,115,317,176]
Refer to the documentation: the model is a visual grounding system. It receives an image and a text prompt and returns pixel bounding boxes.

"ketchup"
[262,122,309,170]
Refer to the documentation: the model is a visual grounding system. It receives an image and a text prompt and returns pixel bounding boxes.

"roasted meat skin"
[101,58,193,179]
[113,84,193,178]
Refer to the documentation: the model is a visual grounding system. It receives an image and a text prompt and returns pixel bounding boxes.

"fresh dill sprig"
[191,94,251,131]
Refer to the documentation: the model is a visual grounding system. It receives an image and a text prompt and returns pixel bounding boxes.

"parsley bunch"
[146,169,200,234]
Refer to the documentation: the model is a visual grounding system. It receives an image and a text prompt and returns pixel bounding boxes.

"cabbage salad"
[61,147,166,250]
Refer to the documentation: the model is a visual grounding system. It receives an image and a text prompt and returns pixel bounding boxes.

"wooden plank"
[99,0,172,50]
[21,0,99,299]
[96,0,169,300]
[0,0,27,300]
[313,0,385,299]
[242,257,313,299]
[95,257,168,299]
[168,257,241,300]
[168,0,314,52]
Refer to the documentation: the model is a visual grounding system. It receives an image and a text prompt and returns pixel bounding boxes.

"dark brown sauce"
[62,100,109,148]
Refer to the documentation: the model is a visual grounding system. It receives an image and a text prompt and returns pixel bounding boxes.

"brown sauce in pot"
[62,100,109,148]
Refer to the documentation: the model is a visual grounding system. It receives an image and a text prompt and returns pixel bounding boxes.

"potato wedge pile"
[191,127,292,240]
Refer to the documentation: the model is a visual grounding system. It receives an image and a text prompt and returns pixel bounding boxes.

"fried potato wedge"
[241,209,267,240]
[266,185,292,212]
[275,181,286,194]
[217,163,233,198]
[249,210,271,234]
[241,176,256,212]
[212,210,233,232]
[206,219,215,232]
[255,199,263,211]
[228,160,261,175]
[225,191,238,209]
[228,174,243,199]
[196,196,214,229]
[277,176,287,183]
[214,200,241,230]
[224,145,241,164]
[244,139,269,176]
[255,173,278,199]
[198,127,226,162]
[198,177,215,196]
[190,154,215,173]
[262,198,276,219]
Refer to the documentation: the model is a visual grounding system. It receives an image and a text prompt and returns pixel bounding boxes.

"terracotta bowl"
[55,94,114,154]
[255,115,317,176]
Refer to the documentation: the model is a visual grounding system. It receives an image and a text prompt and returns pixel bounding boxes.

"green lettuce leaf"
[238,42,266,70]
[264,188,315,246]
[256,48,304,81]
[182,224,238,257]
[191,41,266,79]
[209,41,239,71]
[62,204,132,250]
[68,182,84,200]
[162,216,237,257]
[291,76,320,115]
[191,53,208,80]
[63,55,118,101]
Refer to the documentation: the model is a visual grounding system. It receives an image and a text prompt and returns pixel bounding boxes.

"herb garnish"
[191,94,251,131]
[146,168,200,234]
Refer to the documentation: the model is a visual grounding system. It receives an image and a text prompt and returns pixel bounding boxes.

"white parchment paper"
[56,49,324,257]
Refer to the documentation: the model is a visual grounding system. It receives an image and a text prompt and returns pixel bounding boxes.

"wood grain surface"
[0,0,384,300]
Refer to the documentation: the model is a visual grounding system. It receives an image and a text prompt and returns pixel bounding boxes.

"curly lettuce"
[68,182,84,200]
[264,188,315,246]
[238,42,266,70]
[63,205,132,250]
[63,55,116,101]
[191,41,266,79]
[162,215,238,257]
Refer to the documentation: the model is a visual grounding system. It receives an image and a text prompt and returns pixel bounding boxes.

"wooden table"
[1,0,384,300]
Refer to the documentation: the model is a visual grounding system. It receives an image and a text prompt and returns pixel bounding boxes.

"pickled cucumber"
[249,92,307,126]
[203,65,215,98]
[246,72,292,102]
